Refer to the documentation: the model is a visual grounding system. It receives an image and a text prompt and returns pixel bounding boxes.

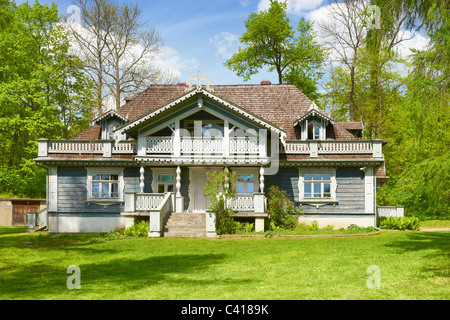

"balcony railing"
[37,139,136,158]
[282,140,383,158]
[146,136,260,156]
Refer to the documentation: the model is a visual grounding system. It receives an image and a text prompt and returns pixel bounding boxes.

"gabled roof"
[72,83,361,141]
[293,102,333,127]
[117,87,287,138]
[91,109,128,126]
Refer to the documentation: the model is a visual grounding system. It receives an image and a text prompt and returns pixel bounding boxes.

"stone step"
[163,212,206,238]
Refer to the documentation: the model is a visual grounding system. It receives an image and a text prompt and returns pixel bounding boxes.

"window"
[91,174,119,199]
[184,120,224,138]
[308,122,321,140]
[236,174,255,193]
[87,168,123,203]
[299,170,337,203]
[152,169,177,194]
[304,174,331,198]
[157,174,175,193]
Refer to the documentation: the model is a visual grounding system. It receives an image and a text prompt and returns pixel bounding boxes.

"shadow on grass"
[0,253,230,299]
[384,232,450,278]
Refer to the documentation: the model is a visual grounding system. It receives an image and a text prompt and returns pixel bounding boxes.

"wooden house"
[34,74,386,236]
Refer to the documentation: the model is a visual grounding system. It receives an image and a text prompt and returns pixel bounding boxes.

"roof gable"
[117,87,287,138]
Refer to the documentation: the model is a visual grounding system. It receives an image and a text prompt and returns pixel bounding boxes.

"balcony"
[146,136,260,156]
[282,140,383,158]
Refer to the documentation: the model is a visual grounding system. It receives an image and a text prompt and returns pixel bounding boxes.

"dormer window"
[294,103,333,141]
[308,121,322,140]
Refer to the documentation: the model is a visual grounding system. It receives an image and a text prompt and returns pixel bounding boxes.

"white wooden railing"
[181,137,223,154]
[377,206,404,218]
[227,194,255,212]
[146,136,260,155]
[229,137,259,154]
[48,141,103,154]
[283,140,382,157]
[319,141,373,154]
[39,139,136,157]
[135,193,165,211]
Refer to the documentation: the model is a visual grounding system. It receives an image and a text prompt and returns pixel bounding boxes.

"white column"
[176,166,181,197]
[259,166,265,193]
[139,166,145,193]
[37,138,49,157]
[175,166,184,213]
[365,167,374,213]
[310,141,318,158]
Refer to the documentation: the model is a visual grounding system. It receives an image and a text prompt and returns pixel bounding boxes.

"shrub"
[123,220,149,237]
[378,216,420,231]
[267,186,302,230]
[204,170,238,235]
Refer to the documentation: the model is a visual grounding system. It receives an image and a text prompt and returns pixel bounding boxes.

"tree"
[224,0,327,101]
[317,0,368,121]
[67,0,177,113]
[0,1,95,197]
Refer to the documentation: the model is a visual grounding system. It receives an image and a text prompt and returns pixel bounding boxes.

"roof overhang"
[91,109,128,126]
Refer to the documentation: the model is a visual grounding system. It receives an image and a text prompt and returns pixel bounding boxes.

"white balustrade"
[147,137,174,153]
[284,142,310,154]
[227,194,255,212]
[135,193,165,211]
[319,141,373,154]
[113,141,136,154]
[229,137,259,154]
[181,137,223,154]
[284,141,375,155]
[48,141,103,154]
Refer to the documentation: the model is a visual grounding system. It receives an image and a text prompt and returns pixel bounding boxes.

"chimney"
[177,82,186,86]
[260,80,271,85]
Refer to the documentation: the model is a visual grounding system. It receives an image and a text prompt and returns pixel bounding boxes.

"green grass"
[420,220,450,228]
[0,226,448,300]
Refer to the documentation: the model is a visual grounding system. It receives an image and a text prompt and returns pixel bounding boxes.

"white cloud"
[257,0,324,15]
[396,30,430,57]
[209,32,240,59]
[240,0,251,7]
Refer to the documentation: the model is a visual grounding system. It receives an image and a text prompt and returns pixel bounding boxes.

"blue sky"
[15,0,429,87]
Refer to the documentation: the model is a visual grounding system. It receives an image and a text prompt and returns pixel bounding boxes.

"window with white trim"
[299,169,336,202]
[304,174,331,198]
[86,168,124,202]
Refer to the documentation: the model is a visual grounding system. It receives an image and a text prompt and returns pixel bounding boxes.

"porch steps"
[164,212,206,238]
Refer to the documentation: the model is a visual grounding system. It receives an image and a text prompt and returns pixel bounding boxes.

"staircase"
[164,212,206,238]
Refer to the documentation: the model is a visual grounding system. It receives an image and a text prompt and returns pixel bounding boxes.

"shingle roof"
[73,84,358,141]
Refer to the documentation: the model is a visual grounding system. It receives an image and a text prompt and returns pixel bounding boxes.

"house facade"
[34,74,386,236]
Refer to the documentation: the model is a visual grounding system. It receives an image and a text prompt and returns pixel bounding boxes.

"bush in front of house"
[267,186,302,230]
[378,216,420,231]
[123,220,150,237]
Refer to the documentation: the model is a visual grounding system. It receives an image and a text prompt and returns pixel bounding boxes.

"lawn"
[0,227,448,300]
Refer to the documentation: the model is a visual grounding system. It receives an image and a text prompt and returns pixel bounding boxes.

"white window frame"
[152,168,177,194]
[298,168,337,203]
[86,168,124,203]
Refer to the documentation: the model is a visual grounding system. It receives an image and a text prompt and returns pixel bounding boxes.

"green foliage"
[224,0,328,102]
[266,186,302,230]
[0,1,96,198]
[235,221,254,233]
[204,170,238,235]
[378,216,420,231]
[123,220,149,237]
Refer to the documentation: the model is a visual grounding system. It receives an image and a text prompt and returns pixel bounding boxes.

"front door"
[193,171,208,212]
